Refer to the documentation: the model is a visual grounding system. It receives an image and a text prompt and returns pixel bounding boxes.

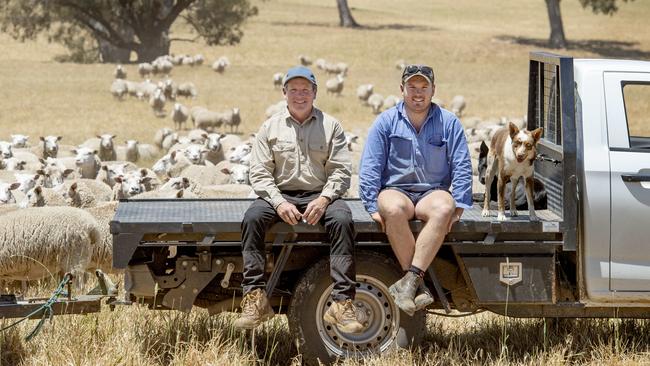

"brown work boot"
[233,289,275,330]
[388,271,421,316]
[323,299,366,334]
[414,281,435,311]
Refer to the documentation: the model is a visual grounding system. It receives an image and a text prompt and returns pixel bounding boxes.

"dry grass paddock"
[2,0,650,364]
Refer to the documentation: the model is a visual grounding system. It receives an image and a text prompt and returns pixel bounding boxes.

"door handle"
[621,174,650,182]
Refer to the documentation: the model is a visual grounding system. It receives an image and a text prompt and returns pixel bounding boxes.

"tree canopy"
[0,0,258,63]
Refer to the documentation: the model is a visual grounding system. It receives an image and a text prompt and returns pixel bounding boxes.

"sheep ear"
[9,183,20,190]
[113,176,123,184]
[141,177,152,184]
[201,133,208,139]
[57,136,62,141]
[40,136,45,141]
[93,150,98,155]
[35,186,42,194]
[218,134,226,141]
[182,177,189,185]
[63,169,75,177]
[71,149,77,155]
[96,135,102,139]
[176,190,184,198]
[101,165,108,171]
[140,168,148,176]
[36,169,45,175]
[170,150,176,159]
[220,167,231,174]
[111,135,116,139]
[71,182,78,190]
[32,174,39,180]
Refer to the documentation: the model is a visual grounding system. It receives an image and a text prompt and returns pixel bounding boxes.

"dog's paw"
[497,212,507,221]
[511,209,518,217]
[481,209,490,217]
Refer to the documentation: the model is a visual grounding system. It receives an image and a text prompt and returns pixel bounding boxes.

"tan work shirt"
[250,106,351,208]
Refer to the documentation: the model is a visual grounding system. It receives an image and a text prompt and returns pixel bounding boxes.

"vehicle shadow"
[494,35,650,60]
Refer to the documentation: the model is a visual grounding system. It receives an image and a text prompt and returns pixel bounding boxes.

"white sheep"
[149,87,166,117]
[315,58,326,70]
[84,201,119,273]
[138,62,153,78]
[111,172,152,200]
[152,150,192,179]
[222,108,241,133]
[13,173,39,195]
[344,132,359,152]
[368,93,384,114]
[63,179,112,207]
[32,136,62,159]
[114,64,127,79]
[73,147,102,179]
[265,100,287,118]
[176,82,197,98]
[0,181,20,204]
[183,144,209,165]
[211,56,230,73]
[193,54,204,66]
[298,55,312,66]
[1,158,25,171]
[273,72,284,89]
[178,163,230,186]
[186,129,209,144]
[20,185,67,207]
[171,103,190,130]
[193,109,223,131]
[161,132,180,152]
[221,163,250,185]
[116,140,140,163]
[227,142,252,165]
[10,134,29,148]
[153,127,174,149]
[94,134,118,161]
[36,158,75,187]
[182,55,196,66]
[383,95,401,110]
[450,95,466,117]
[0,141,13,159]
[110,79,128,100]
[204,133,226,165]
[0,206,101,281]
[326,75,345,96]
[356,84,373,104]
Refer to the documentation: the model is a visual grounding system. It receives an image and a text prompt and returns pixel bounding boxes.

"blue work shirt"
[359,101,473,214]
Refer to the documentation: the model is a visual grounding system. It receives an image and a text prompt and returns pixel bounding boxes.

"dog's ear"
[479,140,489,158]
[531,127,544,142]
[508,122,519,140]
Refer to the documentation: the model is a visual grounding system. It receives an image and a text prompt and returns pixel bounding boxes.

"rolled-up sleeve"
[448,118,473,209]
[359,117,388,214]
[249,123,286,208]
[322,122,351,201]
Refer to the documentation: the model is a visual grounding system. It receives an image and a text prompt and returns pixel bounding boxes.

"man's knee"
[242,205,272,230]
[325,209,354,229]
[378,201,412,219]
[418,199,455,223]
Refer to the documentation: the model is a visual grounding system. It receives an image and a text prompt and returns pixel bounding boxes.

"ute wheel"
[287,251,425,364]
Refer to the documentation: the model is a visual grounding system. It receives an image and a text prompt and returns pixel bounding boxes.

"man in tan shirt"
[233,66,364,334]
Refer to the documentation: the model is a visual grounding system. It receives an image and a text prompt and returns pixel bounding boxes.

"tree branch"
[159,0,195,31]
[59,0,137,49]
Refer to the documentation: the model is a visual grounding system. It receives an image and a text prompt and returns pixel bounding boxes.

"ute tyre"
[287,251,425,364]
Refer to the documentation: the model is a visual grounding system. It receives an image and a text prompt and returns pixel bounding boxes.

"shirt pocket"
[422,135,449,177]
[388,134,413,170]
[271,141,296,177]
[308,142,328,166]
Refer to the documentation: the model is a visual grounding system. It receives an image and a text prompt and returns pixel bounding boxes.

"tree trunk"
[98,39,132,63]
[545,0,567,49]
[136,30,171,62]
[336,0,360,28]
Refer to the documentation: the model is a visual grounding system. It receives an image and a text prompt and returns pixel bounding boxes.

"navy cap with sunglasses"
[401,64,435,85]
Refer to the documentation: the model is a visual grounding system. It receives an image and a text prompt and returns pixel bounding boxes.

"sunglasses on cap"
[402,65,434,82]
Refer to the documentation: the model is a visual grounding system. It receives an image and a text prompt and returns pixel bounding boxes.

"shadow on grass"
[494,35,650,60]
[424,316,650,364]
[270,21,437,32]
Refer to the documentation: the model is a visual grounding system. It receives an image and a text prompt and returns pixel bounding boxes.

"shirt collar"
[396,101,438,130]
[282,106,319,125]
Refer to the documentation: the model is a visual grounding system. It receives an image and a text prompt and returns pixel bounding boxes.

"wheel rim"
[315,274,400,357]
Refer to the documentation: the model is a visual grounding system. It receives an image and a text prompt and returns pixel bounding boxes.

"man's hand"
[371,212,385,232]
[303,196,330,225]
[276,201,302,225]
[448,208,463,232]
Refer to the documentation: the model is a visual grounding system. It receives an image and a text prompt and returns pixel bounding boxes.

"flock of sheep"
[0,51,521,294]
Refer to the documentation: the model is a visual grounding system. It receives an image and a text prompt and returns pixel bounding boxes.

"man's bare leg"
[377,189,415,271]
[411,190,456,270]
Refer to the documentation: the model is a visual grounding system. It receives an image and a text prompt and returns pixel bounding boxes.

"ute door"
[606,71,650,292]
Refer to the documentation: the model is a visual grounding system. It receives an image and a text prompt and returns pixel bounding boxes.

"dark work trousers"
[241,191,356,302]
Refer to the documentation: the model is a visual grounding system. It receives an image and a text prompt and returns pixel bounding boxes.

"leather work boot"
[323,299,366,333]
[414,281,435,311]
[388,271,421,316]
[233,289,275,330]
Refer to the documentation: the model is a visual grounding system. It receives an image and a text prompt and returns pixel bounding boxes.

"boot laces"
[241,290,262,317]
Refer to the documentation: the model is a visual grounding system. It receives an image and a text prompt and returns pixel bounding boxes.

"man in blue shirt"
[358,65,472,316]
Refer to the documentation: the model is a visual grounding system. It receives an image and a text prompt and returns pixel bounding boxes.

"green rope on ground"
[0,273,72,341]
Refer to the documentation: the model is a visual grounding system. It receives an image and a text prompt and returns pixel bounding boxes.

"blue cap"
[283,66,317,87]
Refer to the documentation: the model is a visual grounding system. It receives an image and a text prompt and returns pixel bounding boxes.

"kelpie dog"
[481,122,543,221]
